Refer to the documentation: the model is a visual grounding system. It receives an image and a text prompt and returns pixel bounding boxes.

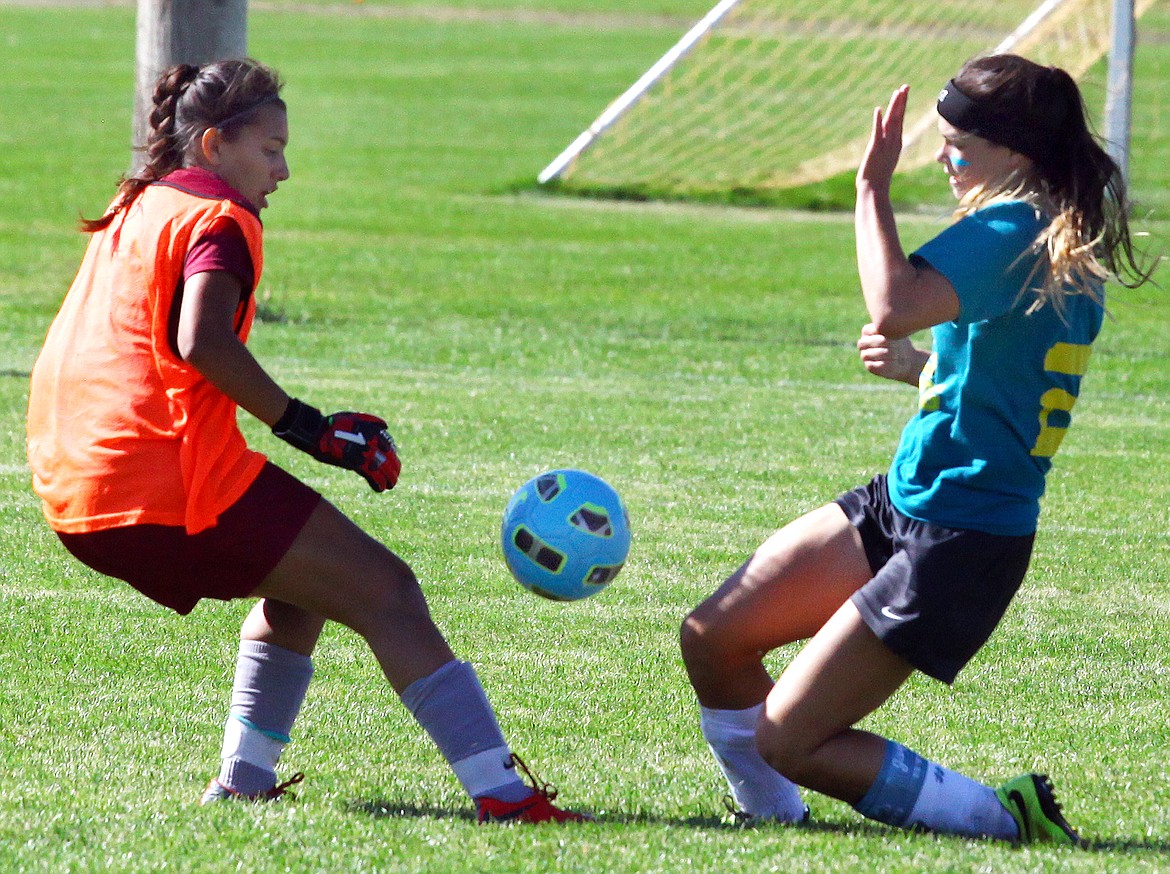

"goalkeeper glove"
[272,397,401,492]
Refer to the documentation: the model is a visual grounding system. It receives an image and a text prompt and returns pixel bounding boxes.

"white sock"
[856,741,1018,840]
[218,717,289,793]
[907,761,1019,840]
[450,747,529,802]
[700,704,806,822]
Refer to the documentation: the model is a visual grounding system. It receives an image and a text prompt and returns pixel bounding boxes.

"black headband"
[936,79,1051,163]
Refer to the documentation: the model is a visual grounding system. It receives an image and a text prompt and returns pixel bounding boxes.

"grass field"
[1,2,1168,871]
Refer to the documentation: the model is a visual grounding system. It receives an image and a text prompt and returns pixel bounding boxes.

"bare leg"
[760,601,1028,840]
[239,598,325,657]
[679,502,878,819]
[680,502,874,709]
[250,499,454,693]
[680,500,1023,839]
[757,599,913,803]
[236,498,580,816]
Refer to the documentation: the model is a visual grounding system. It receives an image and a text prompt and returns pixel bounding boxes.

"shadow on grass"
[742,820,1170,856]
[346,801,858,834]
[348,798,759,829]
[348,798,1170,854]
[752,820,1170,856]
[1082,838,1170,855]
[350,799,477,822]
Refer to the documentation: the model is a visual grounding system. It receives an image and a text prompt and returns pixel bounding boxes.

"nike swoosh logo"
[1007,789,1031,841]
[334,430,368,446]
[880,606,911,622]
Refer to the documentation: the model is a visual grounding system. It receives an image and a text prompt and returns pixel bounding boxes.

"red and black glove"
[273,398,401,492]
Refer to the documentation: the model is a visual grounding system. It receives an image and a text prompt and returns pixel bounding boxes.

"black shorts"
[56,462,322,616]
[836,475,1034,684]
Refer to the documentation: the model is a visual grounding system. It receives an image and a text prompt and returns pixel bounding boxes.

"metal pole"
[1104,0,1136,183]
[133,0,249,172]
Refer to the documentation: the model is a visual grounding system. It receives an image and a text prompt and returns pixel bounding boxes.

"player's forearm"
[855,183,919,339]
[177,272,291,427]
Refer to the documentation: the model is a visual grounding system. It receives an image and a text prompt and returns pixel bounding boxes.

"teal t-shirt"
[888,201,1104,536]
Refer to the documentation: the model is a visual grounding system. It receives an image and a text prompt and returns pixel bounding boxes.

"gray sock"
[402,660,528,801]
[216,640,314,795]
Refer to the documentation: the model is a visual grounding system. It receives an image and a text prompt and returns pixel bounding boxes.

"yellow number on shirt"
[1031,342,1092,458]
[918,353,942,412]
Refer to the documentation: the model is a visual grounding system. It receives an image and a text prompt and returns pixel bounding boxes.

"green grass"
[1,3,1168,872]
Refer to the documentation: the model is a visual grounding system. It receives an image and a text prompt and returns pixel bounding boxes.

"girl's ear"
[1007,150,1034,174]
[199,127,222,166]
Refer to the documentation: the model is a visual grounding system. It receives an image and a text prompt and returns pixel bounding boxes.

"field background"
[1,2,1167,871]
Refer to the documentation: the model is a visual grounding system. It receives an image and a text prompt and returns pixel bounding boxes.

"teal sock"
[853,740,928,828]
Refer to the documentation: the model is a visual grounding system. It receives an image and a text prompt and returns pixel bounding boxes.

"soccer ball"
[500,469,631,602]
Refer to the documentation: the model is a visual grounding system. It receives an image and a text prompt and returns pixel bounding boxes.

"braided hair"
[82,58,284,232]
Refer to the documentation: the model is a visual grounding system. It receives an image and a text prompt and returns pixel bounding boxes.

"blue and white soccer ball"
[501,469,631,602]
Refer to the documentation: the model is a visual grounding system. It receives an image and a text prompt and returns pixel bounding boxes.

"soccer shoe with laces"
[721,794,810,825]
[199,771,305,806]
[476,754,588,824]
[995,773,1084,846]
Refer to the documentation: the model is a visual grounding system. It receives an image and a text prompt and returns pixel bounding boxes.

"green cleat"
[995,773,1084,847]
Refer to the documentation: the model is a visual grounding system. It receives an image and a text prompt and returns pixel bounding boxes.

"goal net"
[540,0,1161,200]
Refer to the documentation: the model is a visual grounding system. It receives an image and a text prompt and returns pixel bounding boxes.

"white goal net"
[540,0,1161,199]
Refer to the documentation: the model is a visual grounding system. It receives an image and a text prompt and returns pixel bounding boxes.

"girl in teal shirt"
[681,54,1152,844]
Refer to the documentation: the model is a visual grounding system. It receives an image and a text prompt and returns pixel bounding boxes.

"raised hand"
[857,84,910,192]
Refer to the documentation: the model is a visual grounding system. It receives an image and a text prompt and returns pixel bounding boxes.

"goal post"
[539,0,1154,200]
[133,0,248,172]
[536,0,742,185]
[1104,0,1137,180]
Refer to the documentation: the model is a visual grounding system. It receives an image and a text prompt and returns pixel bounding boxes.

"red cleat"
[475,755,589,824]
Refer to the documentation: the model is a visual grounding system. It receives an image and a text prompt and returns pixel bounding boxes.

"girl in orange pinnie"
[27,58,582,824]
